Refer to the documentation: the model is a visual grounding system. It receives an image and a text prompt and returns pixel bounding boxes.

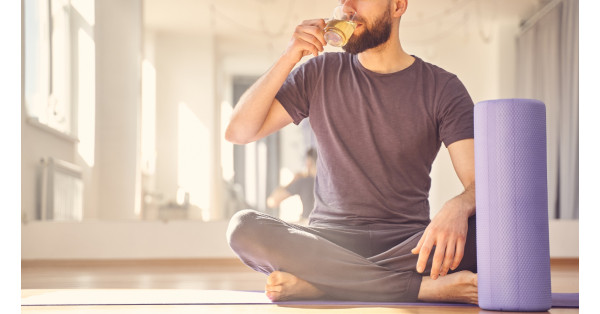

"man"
[267,148,318,223]
[225,0,478,304]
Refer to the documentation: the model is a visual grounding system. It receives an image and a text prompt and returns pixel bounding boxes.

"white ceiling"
[144,0,548,37]
[144,0,332,37]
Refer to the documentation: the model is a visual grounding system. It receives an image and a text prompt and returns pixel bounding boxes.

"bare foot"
[417,270,478,305]
[265,271,325,301]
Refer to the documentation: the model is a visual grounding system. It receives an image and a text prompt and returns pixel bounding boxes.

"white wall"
[21,116,76,222]
[20,219,578,259]
[152,30,217,220]
[21,220,235,259]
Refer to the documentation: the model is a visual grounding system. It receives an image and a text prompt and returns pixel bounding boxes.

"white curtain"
[516,0,579,219]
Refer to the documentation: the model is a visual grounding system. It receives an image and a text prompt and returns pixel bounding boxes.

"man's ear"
[392,0,407,18]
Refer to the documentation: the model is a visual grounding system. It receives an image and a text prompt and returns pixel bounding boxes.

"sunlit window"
[220,101,234,182]
[77,27,96,166]
[178,102,210,220]
[141,60,157,175]
[25,0,74,135]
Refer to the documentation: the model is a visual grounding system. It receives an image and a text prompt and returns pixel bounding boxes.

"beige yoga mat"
[21,289,578,308]
[21,289,481,307]
[22,289,272,306]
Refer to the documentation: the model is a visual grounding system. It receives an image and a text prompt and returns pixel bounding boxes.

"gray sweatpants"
[226,209,477,302]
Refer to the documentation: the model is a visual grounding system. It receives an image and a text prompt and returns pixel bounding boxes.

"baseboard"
[550,258,579,267]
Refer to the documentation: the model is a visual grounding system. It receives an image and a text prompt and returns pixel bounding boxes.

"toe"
[267,271,282,285]
[266,290,285,301]
[265,284,282,292]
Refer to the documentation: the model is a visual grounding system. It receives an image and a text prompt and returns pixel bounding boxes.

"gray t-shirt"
[276,53,474,227]
[285,176,316,219]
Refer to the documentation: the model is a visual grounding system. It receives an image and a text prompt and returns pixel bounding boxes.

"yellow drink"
[324,19,357,47]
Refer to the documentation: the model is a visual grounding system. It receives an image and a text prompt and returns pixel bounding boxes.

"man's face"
[342,6,392,54]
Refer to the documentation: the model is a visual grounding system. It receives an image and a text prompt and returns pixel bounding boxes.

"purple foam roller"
[474,99,551,311]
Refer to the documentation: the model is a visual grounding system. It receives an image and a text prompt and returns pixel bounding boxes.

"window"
[228,76,280,218]
[24,0,73,135]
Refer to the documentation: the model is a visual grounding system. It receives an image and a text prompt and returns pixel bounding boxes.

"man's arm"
[267,187,293,209]
[267,172,305,208]
[224,19,327,145]
[412,138,475,279]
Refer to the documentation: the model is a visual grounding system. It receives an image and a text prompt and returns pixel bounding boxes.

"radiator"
[39,157,84,221]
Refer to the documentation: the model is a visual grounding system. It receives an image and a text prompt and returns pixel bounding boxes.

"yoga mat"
[21,289,578,308]
[21,290,272,306]
[551,293,579,308]
[474,99,552,311]
[20,289,468,307]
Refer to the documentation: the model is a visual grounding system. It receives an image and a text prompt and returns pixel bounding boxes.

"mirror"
[140,0,550,223]
[24,0,560,223]
[140,0,333,222]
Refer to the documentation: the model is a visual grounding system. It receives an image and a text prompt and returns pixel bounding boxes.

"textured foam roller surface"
[474,99,551,311]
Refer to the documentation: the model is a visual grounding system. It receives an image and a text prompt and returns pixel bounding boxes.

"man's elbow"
[224,124,253,145]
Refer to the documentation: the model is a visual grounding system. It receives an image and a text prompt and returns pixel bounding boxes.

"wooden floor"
[22,258,579,313]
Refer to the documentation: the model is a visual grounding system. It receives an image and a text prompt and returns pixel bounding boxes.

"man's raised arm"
[224,19,327,145]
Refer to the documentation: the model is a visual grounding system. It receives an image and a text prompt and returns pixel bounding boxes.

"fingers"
[411,232,426,255]
[429,238,447,280]
[286,19,327,60]
[413,215,469,279]
[415,233,434,274]
[451,236,466,270]
[414,230,457,279]
[294,31,324,56]
[303,19,327,45]
[440,239,455,276]
[302,18,327,31]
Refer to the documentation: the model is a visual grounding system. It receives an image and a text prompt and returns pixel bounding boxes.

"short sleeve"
[285,178,303,195]
[275,57,321,125]
[437,76,474,147]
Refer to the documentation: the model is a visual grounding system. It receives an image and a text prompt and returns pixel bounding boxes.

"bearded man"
[225,0,478,304]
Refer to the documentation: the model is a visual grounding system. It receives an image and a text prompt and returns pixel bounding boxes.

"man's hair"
[306,147,318,162]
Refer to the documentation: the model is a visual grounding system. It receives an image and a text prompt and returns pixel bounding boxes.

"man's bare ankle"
[417,270,478,305]
[265,271,324,301]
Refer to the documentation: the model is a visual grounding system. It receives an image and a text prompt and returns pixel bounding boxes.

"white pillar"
[95,0,142,220]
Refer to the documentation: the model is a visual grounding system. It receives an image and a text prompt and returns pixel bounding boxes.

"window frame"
[24,0,76,140]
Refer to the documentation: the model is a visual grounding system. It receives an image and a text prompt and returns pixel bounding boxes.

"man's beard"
[343,9,392,54]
